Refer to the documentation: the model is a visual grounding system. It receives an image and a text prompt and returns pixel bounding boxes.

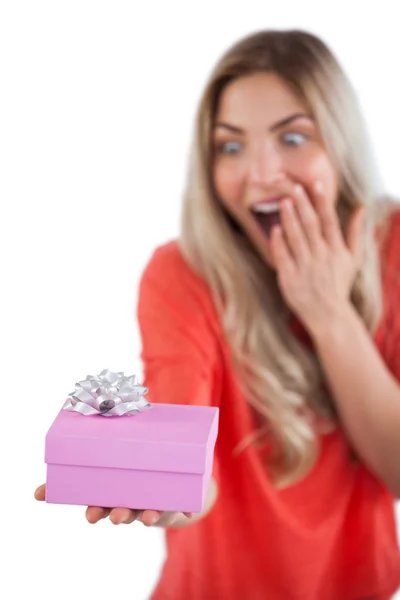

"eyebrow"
[214,113,313,134]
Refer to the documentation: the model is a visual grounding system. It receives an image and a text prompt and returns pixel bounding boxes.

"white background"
[1,1,399,598]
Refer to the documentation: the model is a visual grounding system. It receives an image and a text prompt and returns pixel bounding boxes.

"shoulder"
[379,203,400,286]
[383,204,400,249]
[375,205,400,377]
[379,201,400,239]
[140,239,210,296]
[138,240,218,326]
[140,240,196,283]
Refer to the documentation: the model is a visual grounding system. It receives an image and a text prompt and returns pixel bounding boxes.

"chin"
[245,226,277,270]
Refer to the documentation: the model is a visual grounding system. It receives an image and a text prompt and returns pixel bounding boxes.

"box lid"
[45,403,219,474]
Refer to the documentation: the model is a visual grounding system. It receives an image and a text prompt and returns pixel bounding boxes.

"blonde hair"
[179,29,393,487]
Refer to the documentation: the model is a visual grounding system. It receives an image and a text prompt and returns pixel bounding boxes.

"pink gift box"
[45,403,219,513]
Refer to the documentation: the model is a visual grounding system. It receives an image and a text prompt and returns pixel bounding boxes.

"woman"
[36,29,400,599]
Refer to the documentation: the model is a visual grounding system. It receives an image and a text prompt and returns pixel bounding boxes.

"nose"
[248,143,286,186]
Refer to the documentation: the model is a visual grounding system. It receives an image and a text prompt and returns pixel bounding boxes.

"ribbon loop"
[63,369,150,417]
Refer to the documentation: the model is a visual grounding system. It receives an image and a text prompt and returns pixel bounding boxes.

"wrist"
[154,511,189,528]
[308,303,359,345]
[155,477,217,528]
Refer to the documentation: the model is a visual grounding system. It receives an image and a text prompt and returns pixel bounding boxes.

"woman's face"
[212,72,339,268]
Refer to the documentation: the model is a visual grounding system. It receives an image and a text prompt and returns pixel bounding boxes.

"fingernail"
[114,510,129,524]
[149,514,160,526]
[294,184,303,196]
[284,199,293,211]
[272,225,282,237]
[315,180,323,194]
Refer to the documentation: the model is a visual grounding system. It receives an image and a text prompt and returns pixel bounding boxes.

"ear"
[346,206,365,268]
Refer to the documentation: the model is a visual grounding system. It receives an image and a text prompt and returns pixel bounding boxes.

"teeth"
[252,202,280,214]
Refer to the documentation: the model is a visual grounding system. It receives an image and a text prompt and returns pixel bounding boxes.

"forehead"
[215,72,307,125]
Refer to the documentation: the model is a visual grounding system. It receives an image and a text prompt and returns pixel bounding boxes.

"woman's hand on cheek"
[269,181,365,336]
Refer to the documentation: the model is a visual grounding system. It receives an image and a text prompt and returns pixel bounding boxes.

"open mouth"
[250,201,282,238]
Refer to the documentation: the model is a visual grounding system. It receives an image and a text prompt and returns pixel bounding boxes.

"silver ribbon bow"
[63,369,151,416]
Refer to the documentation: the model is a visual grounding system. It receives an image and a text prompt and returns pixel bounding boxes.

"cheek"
[213,163,244,213]
[295,151,338,204]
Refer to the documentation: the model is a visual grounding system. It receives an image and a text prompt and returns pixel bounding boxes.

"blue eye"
[282,132,306,146]
[219,141,242,154]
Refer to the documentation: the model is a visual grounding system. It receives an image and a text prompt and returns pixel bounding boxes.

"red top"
[137,209,400,600]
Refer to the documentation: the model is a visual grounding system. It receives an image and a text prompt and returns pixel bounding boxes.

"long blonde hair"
[180,29,393,487]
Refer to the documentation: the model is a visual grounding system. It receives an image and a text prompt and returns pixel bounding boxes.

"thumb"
[346,206,365,267]
[34,484,46,501]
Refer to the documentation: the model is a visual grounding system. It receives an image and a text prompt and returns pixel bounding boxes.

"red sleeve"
[137,242,221,408]
[380,208,400,382]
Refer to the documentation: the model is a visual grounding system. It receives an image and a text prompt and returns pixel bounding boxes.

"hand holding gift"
[35,369,219,526]
[34,482,198,527]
